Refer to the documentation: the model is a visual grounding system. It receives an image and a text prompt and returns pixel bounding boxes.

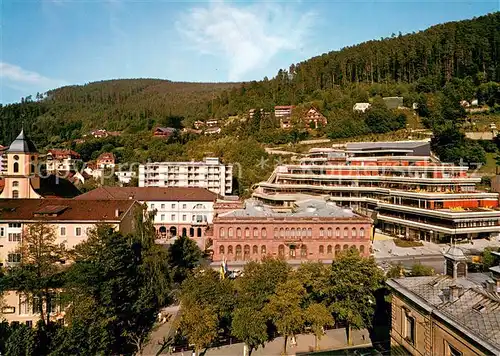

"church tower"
[0,130,41,199]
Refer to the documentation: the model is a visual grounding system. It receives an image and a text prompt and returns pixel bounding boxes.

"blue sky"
[1,0,499,103]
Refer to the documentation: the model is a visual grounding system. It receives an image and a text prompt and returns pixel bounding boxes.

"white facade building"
[139,157,233,196]
[115,170,136,185]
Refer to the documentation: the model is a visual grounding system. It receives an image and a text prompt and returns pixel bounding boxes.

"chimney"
[449,284,462,302]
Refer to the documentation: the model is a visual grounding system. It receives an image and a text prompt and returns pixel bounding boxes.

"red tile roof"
[97,152,115,162]
[76,186,219,202]
[48,149,81,159]
[0,199,138,221]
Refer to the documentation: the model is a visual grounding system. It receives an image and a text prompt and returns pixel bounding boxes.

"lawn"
[393,238,423,248]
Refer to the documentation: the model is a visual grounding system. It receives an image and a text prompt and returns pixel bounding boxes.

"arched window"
[343,228,349,239]
[219,245,225,255]
[244,245,250,259]
[228,228,233,237]
[360,245,365,254]
[189,227,194,237]
[235,245,242,258]
[261,245,266,255]
[280,228,285,238]
[302,228,307,237]
[13,162,19,173]
[301,245,307,258]
[252,245,258,254]
[228,245,233,254]
[319,228,324,237]
[12,190,19,199]
[261,228,267,239]
[335,244,341,256]
[182,228,187,237]
[327,245,332,254]
[197,228,202,237]
[335,228,340,238]
[193,204,207,210]
[237,228,242,238]
[285,228,290,237]
[360,228,366,238]
[219,228,225,238]
[12,181,19,187]
[352,228,357,238]
[343,244,349,250]
[319,245,324,254]
[291,228,296,237]
[278,245,285,256]
[327,228,333,238]
[245,228,250,238]
[308,228,312,237]
[274,228,279,239]
[253,228,259,238]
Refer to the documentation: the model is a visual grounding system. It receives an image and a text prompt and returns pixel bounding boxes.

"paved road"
[376,255,445,274]
[169,327,370,356]
[143,305,181,356]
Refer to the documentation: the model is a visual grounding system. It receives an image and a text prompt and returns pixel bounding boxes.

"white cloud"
[0,62,68,93]
[177,2,315,81]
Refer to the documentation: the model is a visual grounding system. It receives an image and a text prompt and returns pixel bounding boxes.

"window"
[447,343,462,356]
[327,245,332,254]
[60,227,66,236]
[219,245,225,255]
[252,245,258,254]
[12,190,19,199]
[12,181,19,187]
[161,214,165,221]
[327,228,333,238]
[261,245,266,255]
[237,228,242,238]
[253,228,258,238]
[343,244,349,250]
[183,204,187,209]
[261,228,267,239]
[360,245,365,254]
[335,228,340,238]
[228,228,233,237]
[0,227,4,237]
[278,244,285,256]
[360,228,365,238]
[291,228,295,237]
[352,228,357,238]
[8,223,21,228]
[171,214,175,221]
[86,227,92,235]
[13,162,19,173]
[228,245,233,254]
[319,228,324,237]
[171,204,175,209]
[308,228,312,237]
[245,228,250,238]
[405,314,416,345]
[300,245,307,257]
[319,245,324,254]
[280,228,285,238]
[219,228,225,238]
[182,215,187,221]
[274,228,279,239]
[151,204,155,209]
[8,233,21,242]
[8,253,21,263]
[344,228,349,239]
[76,227,82,236]
[161,204,165,209]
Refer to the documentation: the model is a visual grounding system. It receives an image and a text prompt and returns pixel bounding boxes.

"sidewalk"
[168,328,370,356]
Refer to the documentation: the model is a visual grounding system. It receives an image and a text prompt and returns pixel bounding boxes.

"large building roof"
[7,130,38,154]
[388,274,500,353]
[219,198,365,220]
[75,186,219,202]
[0,199,137,221]
[346,140,430,151]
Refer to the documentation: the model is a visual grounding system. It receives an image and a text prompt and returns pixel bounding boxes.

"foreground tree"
[231,307,268,355]
[264,277,305,355]
[9,221,66,325]
[326,248,384,345]
[179,303,218,356]
[168,234,203,284]
[305,303,334,351]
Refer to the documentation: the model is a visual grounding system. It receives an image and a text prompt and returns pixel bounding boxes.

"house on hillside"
[153,127,177,139]
[302,107,327,129]
[383,96,404,109]
[193,121,204,130]
[96,152,115,169]
[46,149,82,173]
[206,120,219,128]
[275,105,294,118]
[204,127,221,135]
[353,103,371,113]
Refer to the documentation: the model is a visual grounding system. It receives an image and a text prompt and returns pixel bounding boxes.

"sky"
[0,0,499,103]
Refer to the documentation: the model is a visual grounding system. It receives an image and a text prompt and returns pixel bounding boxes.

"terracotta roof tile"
[0,199,137,221]
[75,186,218,202]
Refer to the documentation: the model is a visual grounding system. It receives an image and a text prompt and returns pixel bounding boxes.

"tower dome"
[7,130,38,154]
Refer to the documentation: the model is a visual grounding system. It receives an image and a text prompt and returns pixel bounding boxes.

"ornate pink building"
[212,198,372,263]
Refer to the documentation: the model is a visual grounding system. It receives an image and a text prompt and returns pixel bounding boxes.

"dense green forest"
[1,12,500,193]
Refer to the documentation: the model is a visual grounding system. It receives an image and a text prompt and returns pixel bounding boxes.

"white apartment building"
[139,157,233,196]
[46,149,82,172]
[115,170,136,185]
[76,186,219,244]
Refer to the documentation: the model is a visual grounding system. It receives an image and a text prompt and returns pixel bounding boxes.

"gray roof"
[7,130,38,154]
[346,140,430,151]
[444,245,467,261]
[220,198,360,219]
[389,275,500,353]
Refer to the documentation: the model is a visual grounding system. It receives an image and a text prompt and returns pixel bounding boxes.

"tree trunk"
[346,324,352,346]
[283,335,288,355]
[314,334,319,351]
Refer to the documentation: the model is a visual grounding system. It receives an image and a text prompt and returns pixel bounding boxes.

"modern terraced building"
[253,140,500,243]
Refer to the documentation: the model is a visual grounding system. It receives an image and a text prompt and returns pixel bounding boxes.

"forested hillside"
[1,13,500,194]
